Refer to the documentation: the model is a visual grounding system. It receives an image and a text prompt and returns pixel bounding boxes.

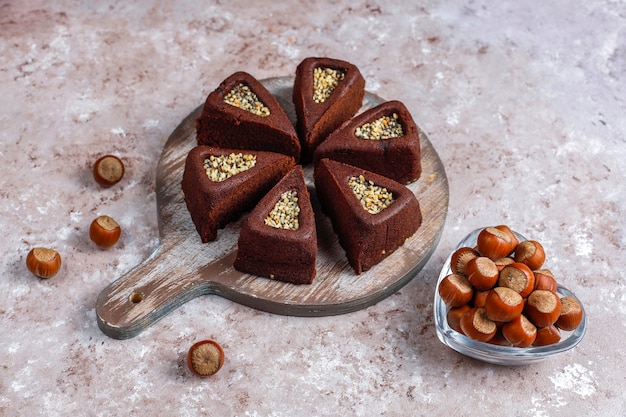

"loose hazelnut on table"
[93,155,125,187]
[187,340,225,377]
[90,215,121,249]
[26,247,62,278]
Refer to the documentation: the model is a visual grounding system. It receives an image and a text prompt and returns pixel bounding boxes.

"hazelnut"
[555,296,584,331]
[465,256,499,291]
[90,215,121,249]
[26,247,62,278]
[494,225,519,249]
[533,325,561,347]
[524,290,562,328]
[438,274,474,307]
[484,287,524,322]
[502,314,537,348]
[514,240,546,270]
[446,305,473,334]
[93,155,125,187]
[460,307,497,342]
[450,246,479,276]
[187,340,224,377]
[533,269,558,292]
[477,226,516,260]
[498,262,535,298]
[472,290,490,308]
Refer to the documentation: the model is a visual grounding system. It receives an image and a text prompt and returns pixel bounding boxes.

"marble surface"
[1,0,625,415]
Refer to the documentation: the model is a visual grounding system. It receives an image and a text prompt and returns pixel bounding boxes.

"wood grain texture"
[96,77,449,339]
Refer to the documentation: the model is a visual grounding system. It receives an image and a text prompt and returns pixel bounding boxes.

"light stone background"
[1,1,625,416]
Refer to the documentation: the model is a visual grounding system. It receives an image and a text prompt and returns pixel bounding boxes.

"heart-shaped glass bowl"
[434,228,587,365]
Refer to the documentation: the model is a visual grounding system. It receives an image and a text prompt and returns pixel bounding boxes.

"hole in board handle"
[129,292,143,304]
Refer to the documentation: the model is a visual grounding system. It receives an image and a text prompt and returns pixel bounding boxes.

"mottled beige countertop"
[1,1,625,416]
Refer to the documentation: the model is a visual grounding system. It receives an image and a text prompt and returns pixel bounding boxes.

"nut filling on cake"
[223,83,270,116]
[348,175,395,214]
[264,190,300,230]
[313,67,345,103]
[354,113,404,140]
[203,153,257,182]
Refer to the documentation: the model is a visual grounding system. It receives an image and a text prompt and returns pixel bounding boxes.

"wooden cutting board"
[96,76,449,339]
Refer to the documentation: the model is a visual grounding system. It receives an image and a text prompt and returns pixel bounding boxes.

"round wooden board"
[96,76,449,339]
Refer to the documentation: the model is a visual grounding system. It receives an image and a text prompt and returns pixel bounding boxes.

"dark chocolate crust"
[313,100,422,184]
[234,166,317,284]
[196,71,301,162]
[313,158,422,274]
[293,57,365,163]
[181,146,295,243]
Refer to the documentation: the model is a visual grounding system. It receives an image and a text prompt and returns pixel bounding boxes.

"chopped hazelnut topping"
[264,190,300,230]
[355,113,404,140]
[203,153,257,182]
[313,67,345,103]
[348,175,395,214]
[223,83,270,116]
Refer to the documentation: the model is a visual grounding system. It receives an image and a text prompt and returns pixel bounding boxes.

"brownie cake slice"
[234,166,317,285]
[293,57,365,162]
[313,100,422,184]
[314,158,422,274]
[196,71,301,162]
[182,146,295,243]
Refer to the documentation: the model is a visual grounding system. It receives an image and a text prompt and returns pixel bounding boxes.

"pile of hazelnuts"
[438,225,584,348]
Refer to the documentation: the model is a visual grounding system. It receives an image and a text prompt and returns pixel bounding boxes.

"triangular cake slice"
[313,158,422,274]
[234,166,317,285]
[196,71,301,162]
[293,57,365,162]
[182,146,295,242]
[313,100,422,184]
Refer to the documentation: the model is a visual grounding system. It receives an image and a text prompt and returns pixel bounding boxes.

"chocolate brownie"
[314,100,422,184]
[293,57,365,162]
[182,146,295,242]
[234,166,317,284]
[313,158,422,274]
[196,71,301,162]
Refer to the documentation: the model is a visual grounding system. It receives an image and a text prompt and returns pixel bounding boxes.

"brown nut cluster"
[438,225,584,347]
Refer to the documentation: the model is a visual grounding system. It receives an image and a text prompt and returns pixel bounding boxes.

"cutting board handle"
[95,239,235,340]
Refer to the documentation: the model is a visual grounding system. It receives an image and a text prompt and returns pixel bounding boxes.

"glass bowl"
[434,227,587,365]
